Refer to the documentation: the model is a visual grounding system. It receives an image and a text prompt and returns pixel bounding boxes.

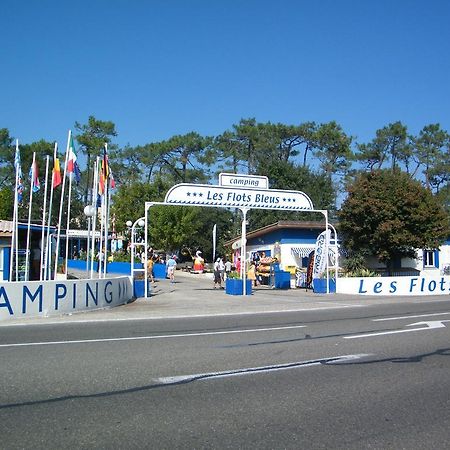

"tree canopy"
[0,115,448,258]
[338,169,450,271]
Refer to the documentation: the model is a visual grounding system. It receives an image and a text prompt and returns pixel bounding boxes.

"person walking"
[247,261,258,287]
[213,257,223,289]
[147,255,155,282]
[166,255,177,283]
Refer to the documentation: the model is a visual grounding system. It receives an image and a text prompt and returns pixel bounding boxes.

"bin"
[225,279,252,295]
[133,279,151,298]
[274,271,290,289]
[313,278,336,293]
[153,263,167,279]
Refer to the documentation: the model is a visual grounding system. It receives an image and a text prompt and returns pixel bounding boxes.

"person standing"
[224,258,232,279]
[213,257,223,289]
[166,255,177,283]
[96,248,105,273]
[218,257,225,283]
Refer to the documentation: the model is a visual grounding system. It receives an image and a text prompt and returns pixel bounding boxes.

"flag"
[312,230,330,279]
[29,160,40,193]
[52,154,62,188]
[14,145,24,203]
[99,145,110,194]
[110,170,116,189]
[102,145,109,180]
[98,162,105,195]
[67,135,77,173]
[73,161,81,184]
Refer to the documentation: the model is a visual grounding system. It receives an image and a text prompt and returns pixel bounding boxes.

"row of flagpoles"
[10,130,115,282]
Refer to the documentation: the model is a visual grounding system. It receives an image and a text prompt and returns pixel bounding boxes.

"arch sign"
[144,173,330,296]
[164,180,314,211]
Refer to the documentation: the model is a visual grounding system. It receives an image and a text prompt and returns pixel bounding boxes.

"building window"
[423,250,438,268]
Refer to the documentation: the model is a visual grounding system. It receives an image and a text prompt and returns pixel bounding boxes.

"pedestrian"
[213,257,223,289]
[96,248,105,273]
[218,257,225,283]
[147,255,155,282]
[247,262,258,287]
[235,256,241,274]
[166,254,177,283]
[224,258,232,279]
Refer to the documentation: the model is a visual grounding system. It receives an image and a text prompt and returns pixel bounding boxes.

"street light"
[128,217,148,298]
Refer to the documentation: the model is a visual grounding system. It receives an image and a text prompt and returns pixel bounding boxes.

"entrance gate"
[142,174,333,297]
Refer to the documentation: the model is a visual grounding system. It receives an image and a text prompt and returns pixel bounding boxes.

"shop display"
[256,256,278,286]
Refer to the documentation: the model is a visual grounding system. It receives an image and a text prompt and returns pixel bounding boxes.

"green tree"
[355,121,408,172]
[338,169,450,273]
[75,116,118,202]
[0,188,13,219]
[412,124,449,190]
[0,128,15,189]
[248,160,334,229]
[157,132,213,184]
[314,121,353,177]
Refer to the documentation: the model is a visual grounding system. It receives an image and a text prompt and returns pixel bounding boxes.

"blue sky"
[2,0,449,155]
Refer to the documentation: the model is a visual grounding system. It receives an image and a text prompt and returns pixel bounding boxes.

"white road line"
[373,312,450,322]
[0,306,358,327]
[0,325,306,348]
[155,354,372,384]
[345,320,450,339]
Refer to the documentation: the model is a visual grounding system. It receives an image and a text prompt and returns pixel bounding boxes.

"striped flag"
[14,144,24,203]
[29,160,40,193]
[52,151,62,188]
[67,135,77,173]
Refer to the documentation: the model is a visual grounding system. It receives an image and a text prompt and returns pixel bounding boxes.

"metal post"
[241,208,248,296]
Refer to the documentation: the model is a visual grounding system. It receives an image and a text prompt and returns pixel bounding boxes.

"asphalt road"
[2,300,450,449]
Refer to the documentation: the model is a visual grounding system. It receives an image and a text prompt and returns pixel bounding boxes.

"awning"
[291,247,315,258]
[291,246,348,258]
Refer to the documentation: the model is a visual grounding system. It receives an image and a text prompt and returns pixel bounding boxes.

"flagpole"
[103,144,109,278]
[10,140,20,281]
[39,155,50,281]
[10,189,17,281]
[90,158,99,278]
[45,143,57,280]
[98,191,104,279]
[25,152,36,281]
[55,130,71,279]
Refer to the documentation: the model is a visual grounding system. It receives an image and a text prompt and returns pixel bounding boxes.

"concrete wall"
[337,275,450,296]
[0,276,133,321]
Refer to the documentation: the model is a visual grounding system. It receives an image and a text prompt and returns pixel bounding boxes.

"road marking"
[0,307,358,327]
[0,325,306,348]
[345,320,450,339]
[155,354,372,384]
[373,312,450,322]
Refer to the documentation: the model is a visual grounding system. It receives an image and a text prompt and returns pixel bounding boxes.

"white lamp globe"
[84,205,96,217]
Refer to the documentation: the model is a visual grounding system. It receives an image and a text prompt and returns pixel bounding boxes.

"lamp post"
[127,217,147,297]
[84,205,96,277]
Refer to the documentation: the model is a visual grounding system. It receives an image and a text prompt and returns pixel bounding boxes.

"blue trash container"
[274,271,290,289]
[133,279,151,298]
[225,279,252,295]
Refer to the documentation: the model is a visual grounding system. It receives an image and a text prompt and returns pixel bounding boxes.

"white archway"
[142,174,332,297]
